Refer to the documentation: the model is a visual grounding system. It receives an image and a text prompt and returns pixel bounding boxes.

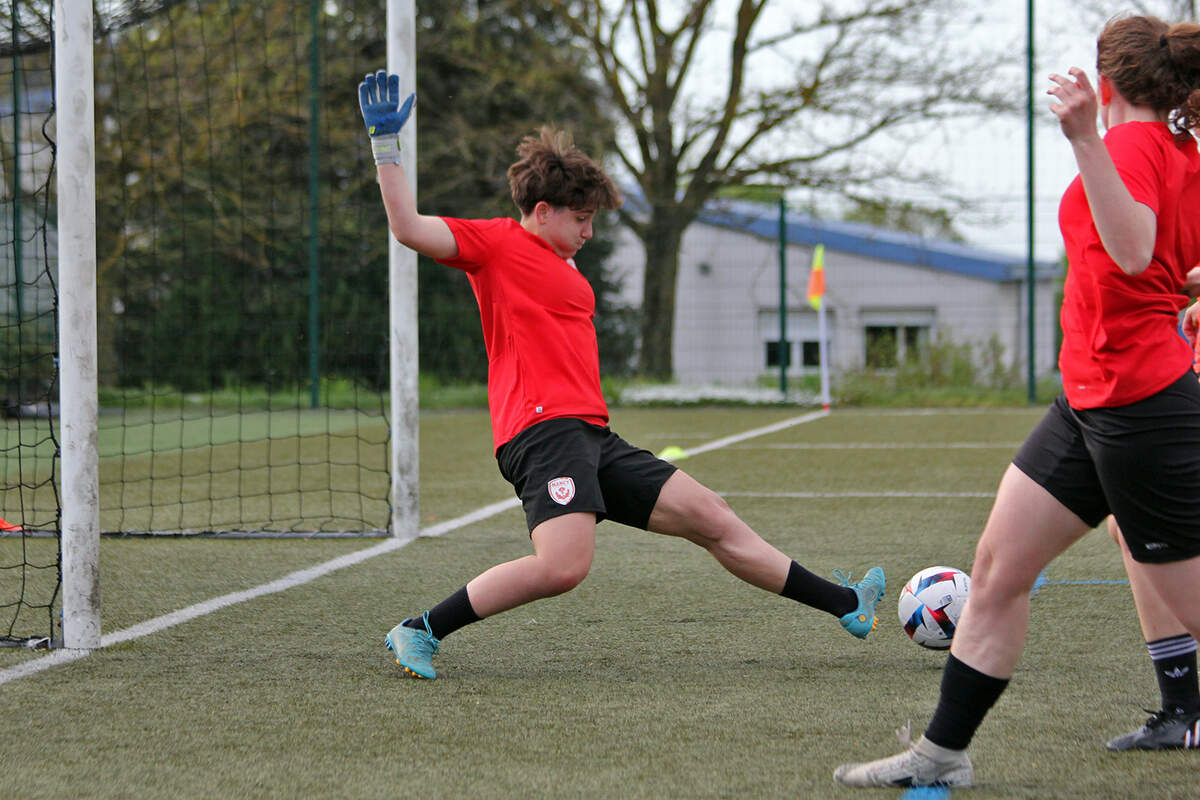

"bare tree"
[1073,0,1196,24]
[541,0,1018,378]
[1150,0,1196,19]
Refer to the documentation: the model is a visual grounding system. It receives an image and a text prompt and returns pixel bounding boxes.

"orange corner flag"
[807,244,826,310]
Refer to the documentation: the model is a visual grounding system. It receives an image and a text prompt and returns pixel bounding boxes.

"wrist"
[370,134,402,166]
[1067,129,1104,150]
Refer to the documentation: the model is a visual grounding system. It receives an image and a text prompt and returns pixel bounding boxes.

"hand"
[1184,301,1200,347]
[358,70,415,137]
[1047,68,1099,143]
[1186,301,1200,377]
[1184,265,1200,299]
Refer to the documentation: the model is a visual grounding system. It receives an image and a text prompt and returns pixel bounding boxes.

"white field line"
[741,442,1023,450]
[857,408,1042,416]
[719,491,994,498]
[675,408,830,458]
[0,410,828,686]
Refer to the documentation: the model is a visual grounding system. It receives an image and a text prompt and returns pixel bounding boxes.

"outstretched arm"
[1047,69,1156,276]
[358,71,458,261]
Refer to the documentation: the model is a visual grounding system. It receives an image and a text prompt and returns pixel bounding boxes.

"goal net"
[2,1,59,646]
[3,0,408,646]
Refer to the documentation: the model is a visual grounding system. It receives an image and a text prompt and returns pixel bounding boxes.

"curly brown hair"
[506,127,622,216]
[1098,14,1200,137]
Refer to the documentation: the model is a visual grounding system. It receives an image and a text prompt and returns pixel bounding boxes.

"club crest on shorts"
[547,477,575,505]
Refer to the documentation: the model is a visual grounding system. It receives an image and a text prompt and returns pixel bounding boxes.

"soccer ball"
[897,566,970,649]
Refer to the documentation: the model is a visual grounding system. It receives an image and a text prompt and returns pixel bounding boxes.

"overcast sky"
[902,0,1187,261]
[688,1,1188,262]
[949,0,1106,262]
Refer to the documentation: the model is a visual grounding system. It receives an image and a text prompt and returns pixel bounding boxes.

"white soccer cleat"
[834,735,974,788]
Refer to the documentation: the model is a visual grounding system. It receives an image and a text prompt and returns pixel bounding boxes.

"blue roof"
[695,198,1057,282]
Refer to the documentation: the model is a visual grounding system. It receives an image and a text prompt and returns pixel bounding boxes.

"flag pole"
[818,300,830,409]
[777,197,788,399]
[806,244,830,409]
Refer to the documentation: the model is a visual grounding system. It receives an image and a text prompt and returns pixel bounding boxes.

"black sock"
[779,561,857,617]
[404,586,481,640]
[923,654,1010,750]
[1148,634,1200,713]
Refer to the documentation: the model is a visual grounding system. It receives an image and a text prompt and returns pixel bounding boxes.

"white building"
[610,199,1061,387]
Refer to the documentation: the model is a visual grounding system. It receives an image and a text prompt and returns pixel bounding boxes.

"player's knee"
[705,486,734,516]
[538,556,591,597]
[970,547,1036,602]
[686,487,736,539]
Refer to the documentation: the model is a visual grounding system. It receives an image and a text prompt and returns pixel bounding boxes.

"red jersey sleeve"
[437,217,512,274]
[1105,122,1166,214]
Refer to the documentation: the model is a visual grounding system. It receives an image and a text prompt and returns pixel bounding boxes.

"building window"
[765,340,792,368]
[767,339,825,370]
[865,326,897,368]
[865,324,929,368]
[758,309,831,374]
[801,340,821,367]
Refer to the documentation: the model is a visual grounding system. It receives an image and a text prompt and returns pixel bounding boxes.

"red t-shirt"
[1058,121,1200,408]
[437,217,609,450]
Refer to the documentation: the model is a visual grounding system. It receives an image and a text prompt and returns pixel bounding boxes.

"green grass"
[1,407,1193,799]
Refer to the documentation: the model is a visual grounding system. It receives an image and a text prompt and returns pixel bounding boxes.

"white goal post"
[388,0,419,544]
[56,0,100,650]
[51,0,421,650]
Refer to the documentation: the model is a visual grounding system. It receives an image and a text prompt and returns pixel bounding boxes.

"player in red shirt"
[358,71,885,681]
[836,15,1200,788]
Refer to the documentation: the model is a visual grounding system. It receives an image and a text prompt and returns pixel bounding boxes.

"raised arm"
[358,71,458,261]
[1048,68,1156,276]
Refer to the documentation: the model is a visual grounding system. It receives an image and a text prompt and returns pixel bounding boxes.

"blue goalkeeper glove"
[358,70,415,165]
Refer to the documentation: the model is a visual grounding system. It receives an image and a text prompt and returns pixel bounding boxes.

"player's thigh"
[530,512,597,573]
[972,464,1093,595]
[644,470,732,543]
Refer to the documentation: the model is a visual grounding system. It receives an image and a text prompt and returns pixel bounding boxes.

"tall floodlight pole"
[56,0,101,649]
[388,0,419,542]
[1026,0,1037,404]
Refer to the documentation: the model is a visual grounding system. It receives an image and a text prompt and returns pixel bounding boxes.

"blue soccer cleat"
[385,611,440,679]
[834,566,886,639]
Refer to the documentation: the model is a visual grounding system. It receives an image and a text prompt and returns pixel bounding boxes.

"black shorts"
[496,417,678,534]
[1013,370,1200,563]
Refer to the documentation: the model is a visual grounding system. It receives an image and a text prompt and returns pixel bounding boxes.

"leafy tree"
[95,1,335,391]
[405,0,631,381]
[1111,0,1195,18]
[543,0,1018,378]
[84,0,630,393]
